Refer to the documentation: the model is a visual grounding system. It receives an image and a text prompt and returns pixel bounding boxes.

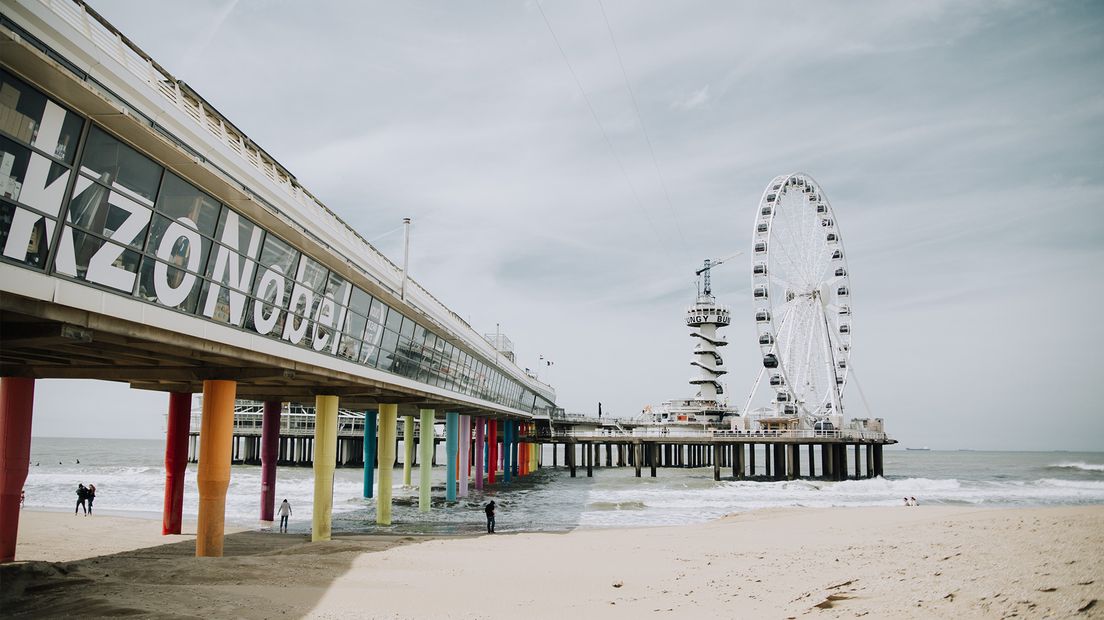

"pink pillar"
[259,400,281,522]
[458,415,470,497]
[162,392,191,535]
[474,417,484,490]
[0,377,34,563]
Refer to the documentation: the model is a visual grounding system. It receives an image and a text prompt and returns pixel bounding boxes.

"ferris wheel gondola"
[751,173,851,425]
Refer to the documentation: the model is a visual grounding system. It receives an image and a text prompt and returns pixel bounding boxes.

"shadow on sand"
[0,530,442,618]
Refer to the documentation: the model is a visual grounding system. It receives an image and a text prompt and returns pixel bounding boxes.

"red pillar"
[259,400,280,522]
[162,392,191,535]
[487,420,498,484]
[0,377,34,563]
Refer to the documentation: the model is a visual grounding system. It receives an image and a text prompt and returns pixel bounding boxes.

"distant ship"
[905,447,931,451]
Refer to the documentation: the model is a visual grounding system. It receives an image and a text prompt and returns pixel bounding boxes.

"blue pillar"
[363,410,377,498]
[446,411,459,502]
[511,421,520,478]
[503,421,513,484]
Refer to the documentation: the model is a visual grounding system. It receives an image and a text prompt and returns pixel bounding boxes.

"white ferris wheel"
[750,173,851,426]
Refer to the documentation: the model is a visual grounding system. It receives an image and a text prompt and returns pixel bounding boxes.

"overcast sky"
[27,1,1104,451]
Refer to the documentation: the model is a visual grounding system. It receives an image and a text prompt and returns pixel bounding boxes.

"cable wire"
[535,0,670,258]
[595,0,686,247]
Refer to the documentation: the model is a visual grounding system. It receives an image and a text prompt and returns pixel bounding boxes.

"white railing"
[549,426,889,442]
[31,0,553,402]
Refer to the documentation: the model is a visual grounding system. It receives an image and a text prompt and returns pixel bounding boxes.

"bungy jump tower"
[647,257,740,425]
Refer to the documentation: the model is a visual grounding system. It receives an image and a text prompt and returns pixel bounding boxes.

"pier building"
[0,0,554,562]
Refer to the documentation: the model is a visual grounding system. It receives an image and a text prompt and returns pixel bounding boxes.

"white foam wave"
[1049,462,1104,472]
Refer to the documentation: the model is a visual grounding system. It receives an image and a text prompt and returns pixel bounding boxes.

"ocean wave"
[588,501,646,511]
[1048,462,1104,472]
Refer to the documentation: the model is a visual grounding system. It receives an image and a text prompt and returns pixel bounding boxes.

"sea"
[23,438,1104,535]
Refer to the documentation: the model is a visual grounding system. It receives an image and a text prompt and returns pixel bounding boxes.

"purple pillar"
[162,392,191,535]
[260,400,281,522]
[474,417,485,491]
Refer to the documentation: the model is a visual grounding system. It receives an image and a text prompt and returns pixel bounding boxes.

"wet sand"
[3,506,1101,618]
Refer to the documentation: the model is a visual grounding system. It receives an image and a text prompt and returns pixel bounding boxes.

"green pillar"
[403,415,415,486]
[445,411,459,502]
[419,409,434,512]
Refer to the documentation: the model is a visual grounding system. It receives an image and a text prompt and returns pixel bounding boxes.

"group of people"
[75,483,96,515]
[902,496,919,506]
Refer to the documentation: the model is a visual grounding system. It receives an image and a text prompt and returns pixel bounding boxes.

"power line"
[535,0,670,258]
[596,0,686,248]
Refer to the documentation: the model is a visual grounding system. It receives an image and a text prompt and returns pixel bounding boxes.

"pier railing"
[546,427,889,442]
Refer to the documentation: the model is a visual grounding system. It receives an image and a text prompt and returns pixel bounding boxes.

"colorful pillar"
[459,415,470,497]
[376,404,397,525]
[503,422,513,484]
[312,395,339,542]
[363,410,377,498]
[259,400,280,523]
[445,411,459,502]
[487,420,498,485]
[474,417,485,491]
[196,379,236,557]
[0,377,34,563]
[403,415,415,486]
[418,409,434,512]
[162,392,191,535]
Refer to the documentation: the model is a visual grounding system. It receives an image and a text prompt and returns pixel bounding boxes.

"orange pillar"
[196,380,236,557]
[0,377,34,563]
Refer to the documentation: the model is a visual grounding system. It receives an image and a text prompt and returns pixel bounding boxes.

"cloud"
[672,85,710,111]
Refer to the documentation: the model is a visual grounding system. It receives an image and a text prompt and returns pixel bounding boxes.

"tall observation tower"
[686,259,732,402]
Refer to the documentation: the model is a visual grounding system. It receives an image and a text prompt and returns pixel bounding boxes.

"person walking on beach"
[75,483,88,515]
[278,499,292,533]
[86,484,97,515]
[909,496,918,506]
[484,500,496,534]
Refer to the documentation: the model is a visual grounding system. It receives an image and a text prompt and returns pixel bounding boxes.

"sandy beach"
[2,506,1101,618]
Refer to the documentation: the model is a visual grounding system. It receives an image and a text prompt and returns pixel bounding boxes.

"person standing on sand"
[75,483,88,515]
[86,484,96,514]
[278,499,292,532]
[484,500,496,533]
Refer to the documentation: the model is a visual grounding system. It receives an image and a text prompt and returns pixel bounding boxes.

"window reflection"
[79,126,161,204]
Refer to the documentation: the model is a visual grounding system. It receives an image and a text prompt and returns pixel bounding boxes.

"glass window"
[378,329,399,370]
[0,135,71,216]
[0,200,51,268]
[69,229,142,293]
[65,173,152,249]
[155,173,219,237]
[0,70,83,165]
[384,306,403,332]
[145,213,211,269]
[213,206,262,253]
[136,255,203,312]
[399,316,415,339]
[79,126,161,205]
[360,299,385,367]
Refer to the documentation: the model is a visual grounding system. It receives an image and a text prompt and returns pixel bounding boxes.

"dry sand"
[2,506,1101,618]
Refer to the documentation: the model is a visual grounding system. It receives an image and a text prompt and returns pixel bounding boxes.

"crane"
[695,251,743,297]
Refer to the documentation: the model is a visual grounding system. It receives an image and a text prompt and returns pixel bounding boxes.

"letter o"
[153,218,201,308]
[253,267,285,335]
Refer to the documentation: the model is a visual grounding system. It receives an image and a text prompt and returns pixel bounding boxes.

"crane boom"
[695,251,743,297]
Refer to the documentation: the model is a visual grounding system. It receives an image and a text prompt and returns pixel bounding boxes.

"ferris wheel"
[751,173,851,425]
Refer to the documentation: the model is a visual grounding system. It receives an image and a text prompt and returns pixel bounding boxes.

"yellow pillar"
[376,404,397,525]
[196,379,236,557]
[403,415,414,486]
[312,395,339,542]
[419,409,434,512]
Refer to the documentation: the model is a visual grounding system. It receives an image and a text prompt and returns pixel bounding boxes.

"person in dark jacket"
[484,500,496,534]
[75,483,88,515]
